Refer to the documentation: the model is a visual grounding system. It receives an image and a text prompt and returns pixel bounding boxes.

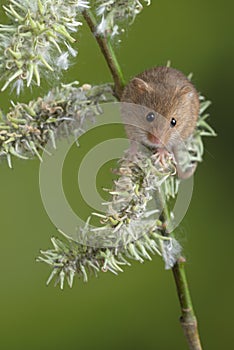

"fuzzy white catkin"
[96,0,151,36]
[37,89,215,287]
[0,0,89,93]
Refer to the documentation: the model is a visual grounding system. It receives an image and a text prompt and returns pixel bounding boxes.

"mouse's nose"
[147,132,160,145]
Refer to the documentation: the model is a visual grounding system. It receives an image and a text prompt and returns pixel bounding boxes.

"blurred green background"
[0,0,233,349]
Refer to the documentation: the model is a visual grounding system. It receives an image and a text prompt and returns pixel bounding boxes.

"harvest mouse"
[120,66,200,179]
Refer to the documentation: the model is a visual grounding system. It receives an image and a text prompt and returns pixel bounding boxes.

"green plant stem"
[82,9,125,99]
[173,260,202,350]
[83,8,203,349]
[158,190,202,350]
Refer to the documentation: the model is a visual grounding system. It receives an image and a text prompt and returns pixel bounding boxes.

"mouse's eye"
[146,112,155,122]
[170,118,177,127]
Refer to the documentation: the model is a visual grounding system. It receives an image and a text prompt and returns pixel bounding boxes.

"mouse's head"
[121,76,199,150]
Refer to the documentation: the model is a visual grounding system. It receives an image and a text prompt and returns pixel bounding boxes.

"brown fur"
[121,66,200,151]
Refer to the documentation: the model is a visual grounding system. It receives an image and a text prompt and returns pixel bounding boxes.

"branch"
[82,9,125,99]
[173,261,202,350]
[82,9,203,349]
[158,189,202,349]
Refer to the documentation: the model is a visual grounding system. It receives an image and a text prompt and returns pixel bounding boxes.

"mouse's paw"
[154,148,173,167]
[176,162,197,179]
[124,141,140,161]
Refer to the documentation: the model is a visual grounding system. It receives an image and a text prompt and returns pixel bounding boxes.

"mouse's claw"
[155,148,172,166]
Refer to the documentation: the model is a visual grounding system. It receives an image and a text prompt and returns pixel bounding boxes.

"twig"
[158,190,202,349]
[173,260,202,350]
[83,8,203,349]
[82,9,125,99]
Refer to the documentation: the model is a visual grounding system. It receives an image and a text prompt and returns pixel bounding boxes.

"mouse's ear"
[131,78,153,94]
[180,85,194,98]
